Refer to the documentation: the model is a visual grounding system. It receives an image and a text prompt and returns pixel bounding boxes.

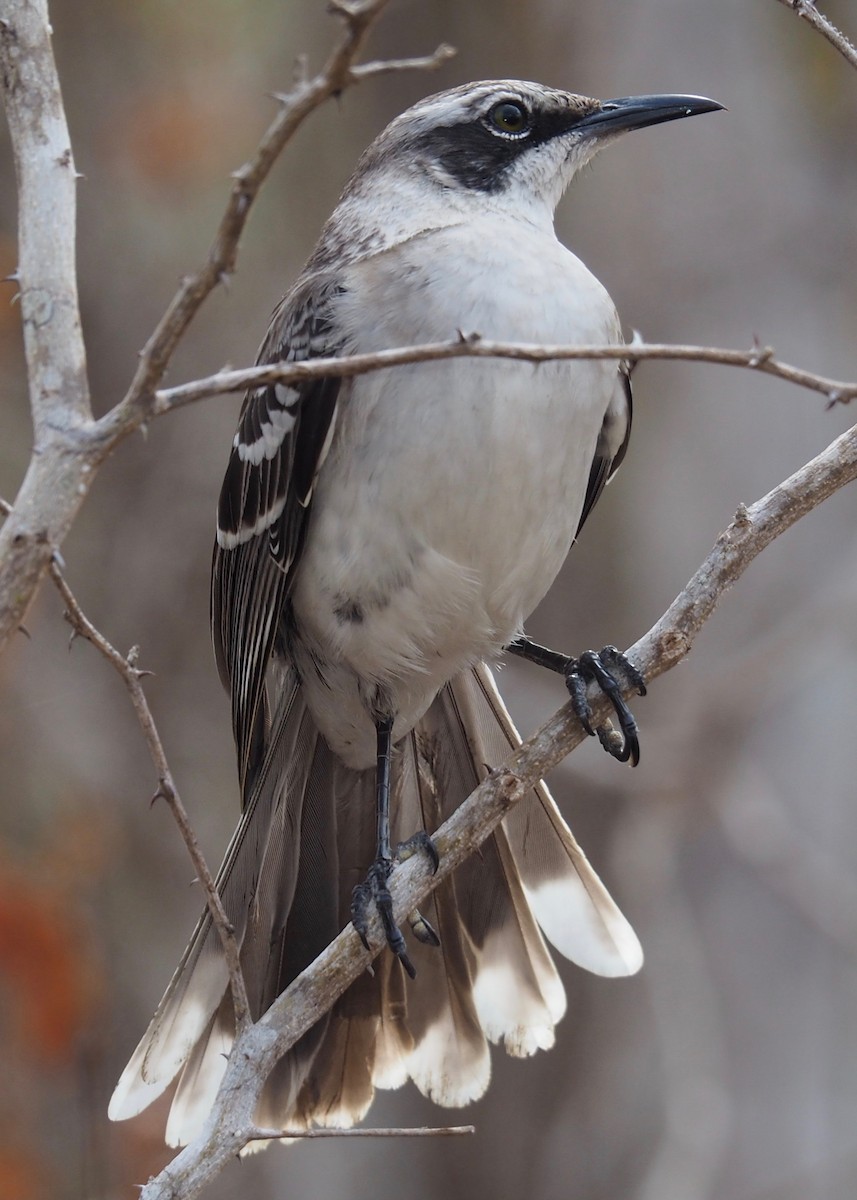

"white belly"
[290,221,622,767]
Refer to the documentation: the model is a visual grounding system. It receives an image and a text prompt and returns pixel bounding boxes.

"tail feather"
[110,663,642,1146]
[165,1002,232,1146]
[458,665,644,976]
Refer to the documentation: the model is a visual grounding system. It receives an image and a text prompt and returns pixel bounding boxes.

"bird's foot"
[565,645,647,766]
[351,834,440,978]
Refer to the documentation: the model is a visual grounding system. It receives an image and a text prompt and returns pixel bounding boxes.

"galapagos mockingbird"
[110,79,722,1145]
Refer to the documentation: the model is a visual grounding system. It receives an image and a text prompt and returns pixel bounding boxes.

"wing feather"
[211,274,345,796]
[576,364,633,537]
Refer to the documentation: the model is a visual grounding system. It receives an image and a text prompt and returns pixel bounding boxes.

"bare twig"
[140,419,857,1199]
[775,0,857,70]
[350,44,456,80]
[43,549,251,1033]
[111,0,453,428]
[149,336,857,415]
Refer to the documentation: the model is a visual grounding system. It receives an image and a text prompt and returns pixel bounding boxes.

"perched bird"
[110,79,721,1146]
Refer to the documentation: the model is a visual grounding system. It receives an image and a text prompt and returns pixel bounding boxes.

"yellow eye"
[489,101,529,135]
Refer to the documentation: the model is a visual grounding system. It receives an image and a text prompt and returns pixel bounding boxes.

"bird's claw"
[351,833,440,977]
[565,645,646,767]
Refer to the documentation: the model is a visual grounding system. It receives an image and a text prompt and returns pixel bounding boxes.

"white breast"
[290,217,622,767]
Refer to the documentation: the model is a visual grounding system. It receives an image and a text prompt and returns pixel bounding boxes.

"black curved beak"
[579,93,724,136]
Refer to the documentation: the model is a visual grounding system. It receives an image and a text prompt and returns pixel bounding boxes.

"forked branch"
[138,417,857,1198]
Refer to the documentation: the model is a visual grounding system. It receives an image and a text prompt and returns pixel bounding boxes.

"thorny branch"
[0,497,252,1035]
[2,0,857,1194]
[774,0,857,70]
[113,0,452,426]
[0,0,450,1042]
[136,0,857,1190]
[151,336,857,414]
[47,571,253,1033]
[0,0,452,658]
[139,416,857,1199]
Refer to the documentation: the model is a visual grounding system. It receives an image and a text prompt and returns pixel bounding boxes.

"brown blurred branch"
[774,0,857,69]
[140,418,857,1198]
[38,534,252,1033]
[152,336,857,414]
[0,487,250,1032]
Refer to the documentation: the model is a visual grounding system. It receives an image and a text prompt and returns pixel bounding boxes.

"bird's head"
[347,79,722,224]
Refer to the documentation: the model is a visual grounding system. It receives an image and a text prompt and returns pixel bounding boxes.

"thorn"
[150,785,167,807]
[66,624,81,650]
[17,623,31,640]
[456,328,481,345]
[747,343,774,368]
[2,269,19,283]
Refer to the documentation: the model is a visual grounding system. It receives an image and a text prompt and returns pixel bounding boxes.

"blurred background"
[2,0,857,1197]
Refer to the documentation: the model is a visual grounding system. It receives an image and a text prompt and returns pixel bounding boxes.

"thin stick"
[148,337,857,418]
[112,0,453,428]
[774,0,857,70]
[42,546,251,1033]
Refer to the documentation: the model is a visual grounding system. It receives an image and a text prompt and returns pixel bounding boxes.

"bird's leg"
[351,716,439,979]
[506,637,647,767]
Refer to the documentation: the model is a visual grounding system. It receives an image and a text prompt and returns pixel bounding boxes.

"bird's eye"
[488,101,529,135]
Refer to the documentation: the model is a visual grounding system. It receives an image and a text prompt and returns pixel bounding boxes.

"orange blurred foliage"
[0,1147,50,1200]
[0,808,107,1066]
[109,80,253,187]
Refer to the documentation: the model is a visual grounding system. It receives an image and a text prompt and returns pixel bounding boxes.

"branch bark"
[138,417,857,1199]
[774,0,857,69]
[0,0,93,658]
